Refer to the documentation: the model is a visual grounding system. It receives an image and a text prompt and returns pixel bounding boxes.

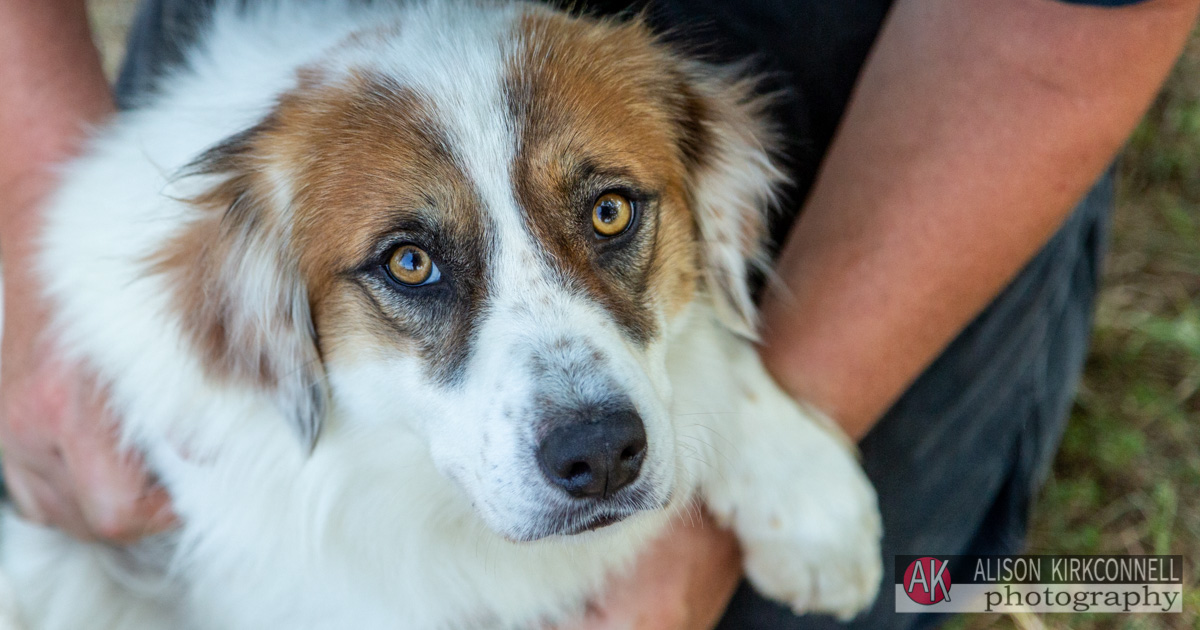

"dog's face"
[154,5,781,542]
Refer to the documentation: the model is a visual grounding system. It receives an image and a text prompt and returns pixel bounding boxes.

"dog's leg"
[0,511,180,630]
[670,311,882,620]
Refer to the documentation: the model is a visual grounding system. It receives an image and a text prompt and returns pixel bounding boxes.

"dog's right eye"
[386,244,441,287]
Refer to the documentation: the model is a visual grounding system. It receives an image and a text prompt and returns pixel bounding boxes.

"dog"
[0,1,882,628]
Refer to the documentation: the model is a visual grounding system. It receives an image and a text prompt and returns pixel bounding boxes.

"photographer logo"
[903,557,952,605]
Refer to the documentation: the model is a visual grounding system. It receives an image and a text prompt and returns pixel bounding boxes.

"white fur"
[0,2,881,628]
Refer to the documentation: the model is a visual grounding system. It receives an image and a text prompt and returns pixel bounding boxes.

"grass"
[84,2,1200,628]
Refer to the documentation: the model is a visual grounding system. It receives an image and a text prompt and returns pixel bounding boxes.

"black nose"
[537,409,647,499]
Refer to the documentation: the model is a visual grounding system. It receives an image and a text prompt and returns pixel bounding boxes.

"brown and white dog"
[0,1,881,628]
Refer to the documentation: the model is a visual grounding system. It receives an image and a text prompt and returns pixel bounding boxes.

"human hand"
[0,0,176,545]
[565,507,742,630]
[0,245,175,543]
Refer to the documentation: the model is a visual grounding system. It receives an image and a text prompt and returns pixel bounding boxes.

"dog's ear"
[153,121,327,451]
[672,62,786,340]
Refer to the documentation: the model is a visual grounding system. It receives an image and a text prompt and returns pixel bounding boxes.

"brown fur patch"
[504,9,754,342]
[153,70,493,388]
[151,116,306,389]
[272,72,499,385]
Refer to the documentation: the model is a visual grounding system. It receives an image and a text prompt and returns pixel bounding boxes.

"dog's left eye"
[592,193,635,238]
[386,244,441,286]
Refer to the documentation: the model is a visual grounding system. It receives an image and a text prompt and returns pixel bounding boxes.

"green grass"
[951,28,1200,630]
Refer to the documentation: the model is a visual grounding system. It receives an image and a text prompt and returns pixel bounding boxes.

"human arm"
[0,0,174,542]
[758,0,1200,440]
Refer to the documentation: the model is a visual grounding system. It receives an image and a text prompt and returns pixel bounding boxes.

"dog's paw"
[738,486,881,621]
[675,320,884,620]
[702,401,883,620]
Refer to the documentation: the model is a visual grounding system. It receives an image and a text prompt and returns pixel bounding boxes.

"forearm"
[759,0,1199,439]
[0,0,112,258]
[0,2,176,543]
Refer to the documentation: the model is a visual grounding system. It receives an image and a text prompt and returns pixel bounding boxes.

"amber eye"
[591,193,634,238]
[386,244,440,286]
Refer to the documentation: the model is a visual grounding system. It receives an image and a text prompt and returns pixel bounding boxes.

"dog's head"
[154,3,782,542]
